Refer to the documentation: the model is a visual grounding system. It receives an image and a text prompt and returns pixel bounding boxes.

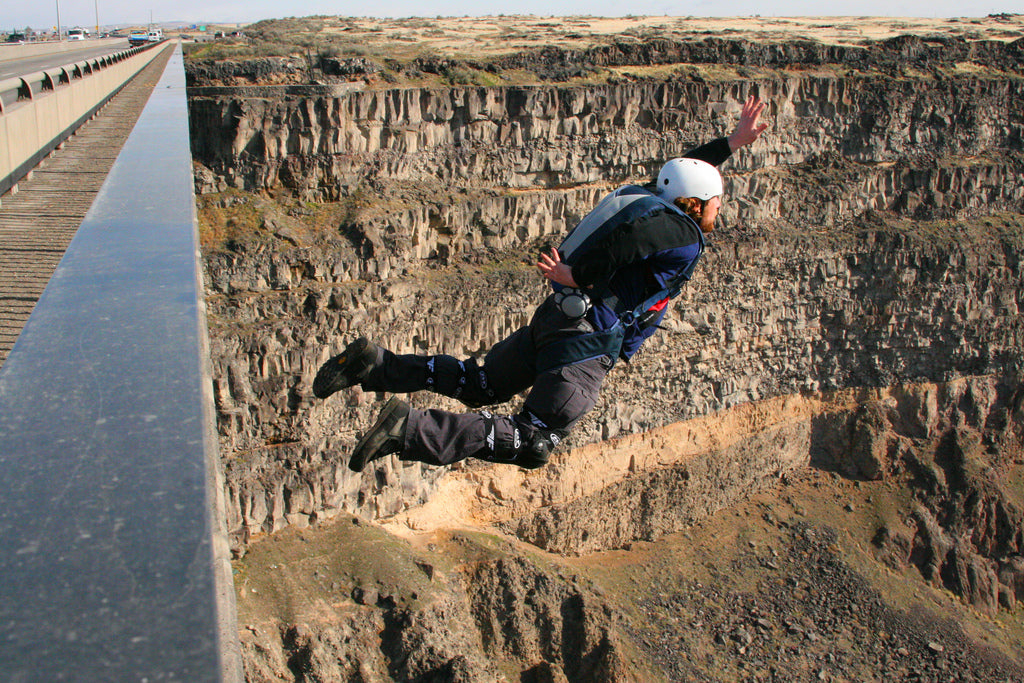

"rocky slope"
[188,18,1024,681]
[233,416,1024,682]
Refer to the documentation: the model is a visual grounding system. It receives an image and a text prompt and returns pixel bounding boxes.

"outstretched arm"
[727,95,769,152]
[683,96,769,167]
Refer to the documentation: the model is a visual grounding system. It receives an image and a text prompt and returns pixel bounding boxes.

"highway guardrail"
[0,37,133,63]
[0,40,168,196]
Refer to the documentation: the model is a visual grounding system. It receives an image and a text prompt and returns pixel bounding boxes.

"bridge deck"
[0,45,174,366]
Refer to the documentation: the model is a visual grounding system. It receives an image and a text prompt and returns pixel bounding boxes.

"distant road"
[0,40,131,81]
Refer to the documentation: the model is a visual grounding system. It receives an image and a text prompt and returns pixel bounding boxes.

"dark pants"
[361,295,613,468]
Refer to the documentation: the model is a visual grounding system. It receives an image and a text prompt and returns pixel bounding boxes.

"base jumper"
[313,97,769,473]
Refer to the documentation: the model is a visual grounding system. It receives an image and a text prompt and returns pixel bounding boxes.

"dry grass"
[184,14,1024,65]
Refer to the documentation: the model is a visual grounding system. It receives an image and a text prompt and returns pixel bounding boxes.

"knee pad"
[516,430,558,470]
[479,411,560,470]
[515,410,565,469]
[426,356,496,408]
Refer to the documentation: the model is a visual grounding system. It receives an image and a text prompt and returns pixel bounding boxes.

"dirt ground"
[569,467,1024,681]
[187,13,1024,70]
[234,456,1024,681]
[265,14,1024,57]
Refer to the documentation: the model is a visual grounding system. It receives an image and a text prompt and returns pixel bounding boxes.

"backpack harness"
[535,185,705,373]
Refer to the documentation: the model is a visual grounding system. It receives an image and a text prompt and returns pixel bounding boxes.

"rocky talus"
[189,31,1024,680]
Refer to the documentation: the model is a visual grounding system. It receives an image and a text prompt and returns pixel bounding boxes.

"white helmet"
[656,158,723,202]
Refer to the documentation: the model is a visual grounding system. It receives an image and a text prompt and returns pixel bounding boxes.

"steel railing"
[0,40,168,196]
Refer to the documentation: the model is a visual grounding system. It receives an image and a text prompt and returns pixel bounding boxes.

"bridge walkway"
[0,44,175,365]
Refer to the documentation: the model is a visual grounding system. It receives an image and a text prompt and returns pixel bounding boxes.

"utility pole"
[95,0,99,35]
[55,0,61,41]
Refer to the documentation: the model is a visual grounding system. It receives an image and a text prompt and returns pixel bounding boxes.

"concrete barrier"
[0,43,241,681]
[0,41,169,196]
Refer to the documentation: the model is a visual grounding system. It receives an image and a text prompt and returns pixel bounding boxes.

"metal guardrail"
[0,44,241,681]
[0,37,133,64]
[0,40,167,196]
[0,40,163,114]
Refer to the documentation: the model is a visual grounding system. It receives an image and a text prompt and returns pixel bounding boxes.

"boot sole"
[349,397,406,472]
[313,337,373,399]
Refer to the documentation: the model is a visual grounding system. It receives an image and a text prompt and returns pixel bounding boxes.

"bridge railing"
[0,40,167,197]
[0,44,241,681]
[0,37,137,63]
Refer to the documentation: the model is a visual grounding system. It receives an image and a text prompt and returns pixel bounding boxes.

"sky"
[4,0,1023,32]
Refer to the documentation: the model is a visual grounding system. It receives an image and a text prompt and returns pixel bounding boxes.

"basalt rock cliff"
[188,25,1024,681]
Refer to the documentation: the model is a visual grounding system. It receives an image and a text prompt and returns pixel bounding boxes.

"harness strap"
[480,410,498,460]
[534,325,626,374]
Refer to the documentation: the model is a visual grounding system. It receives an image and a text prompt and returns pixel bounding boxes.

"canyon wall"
[189,75,1024,200]
[188,39,1024,622]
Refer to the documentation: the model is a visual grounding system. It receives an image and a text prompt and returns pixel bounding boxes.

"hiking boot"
[349,397,410,472]
[313,337,378,399]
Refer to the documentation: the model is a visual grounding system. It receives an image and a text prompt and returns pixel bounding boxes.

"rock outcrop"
[186,34,1024,87]
[189,76,1024,201]
[234,519,648,682]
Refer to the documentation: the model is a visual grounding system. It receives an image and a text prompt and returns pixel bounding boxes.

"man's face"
[700,196,722,232]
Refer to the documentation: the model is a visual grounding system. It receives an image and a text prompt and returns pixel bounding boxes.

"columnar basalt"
[190,32,1024,630]
[189,75,1024,198]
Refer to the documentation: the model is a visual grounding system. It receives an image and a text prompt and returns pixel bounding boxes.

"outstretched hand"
[537,248,578,287]
[727,95,769,152]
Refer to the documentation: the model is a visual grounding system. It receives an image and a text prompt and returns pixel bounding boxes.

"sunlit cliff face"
[187,18,1024,682]
[192,30,1024,549]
